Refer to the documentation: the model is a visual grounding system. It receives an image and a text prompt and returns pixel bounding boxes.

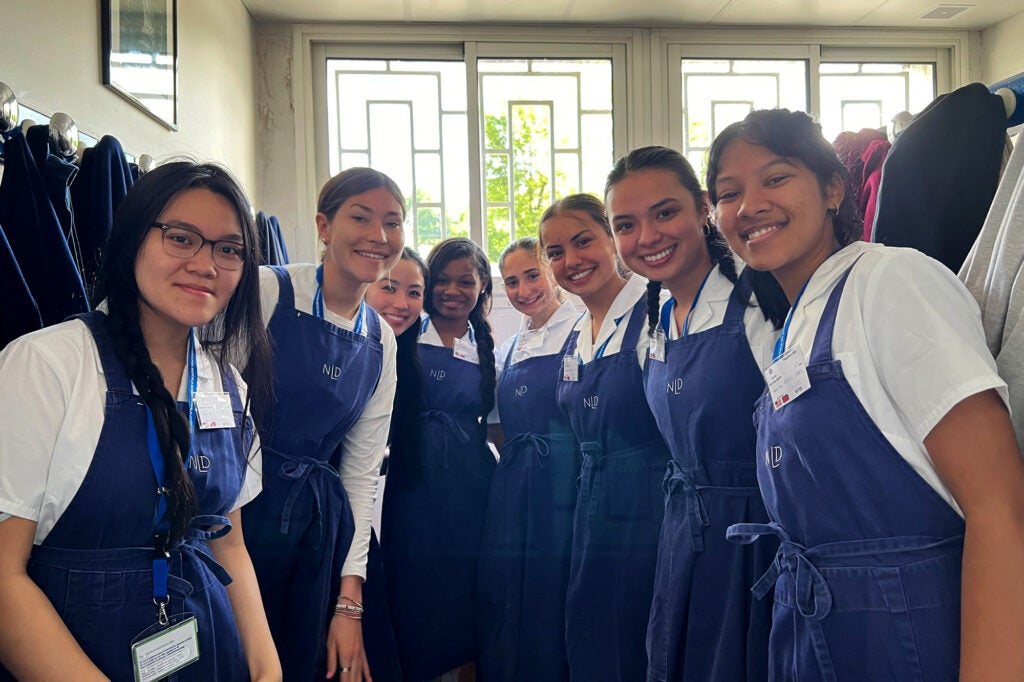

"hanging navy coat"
[0,130,88,327]
[70,135,134,289]
[26,125,83,276]
[0,222,42,348]
[871,82,1006,273]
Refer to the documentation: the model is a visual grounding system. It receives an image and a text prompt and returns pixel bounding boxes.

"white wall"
[982,10,1024,83]
[0,0,258,194]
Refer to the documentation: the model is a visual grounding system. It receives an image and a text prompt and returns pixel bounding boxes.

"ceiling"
[242,0,1024,31]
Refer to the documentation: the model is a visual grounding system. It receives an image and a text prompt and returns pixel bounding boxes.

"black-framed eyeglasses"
[150,223,246,271]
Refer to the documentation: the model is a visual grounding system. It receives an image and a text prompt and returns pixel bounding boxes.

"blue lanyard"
[593,313,627,360]
[313,264,364,334]
[772,277,812,361]
[145,330,198,622]
[421,314,475,344]
[682,267,714,337]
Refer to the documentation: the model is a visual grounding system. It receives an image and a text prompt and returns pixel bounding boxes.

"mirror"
[101,0,178,130]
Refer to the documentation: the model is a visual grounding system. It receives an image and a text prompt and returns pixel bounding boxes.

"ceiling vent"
[919,5,973,19]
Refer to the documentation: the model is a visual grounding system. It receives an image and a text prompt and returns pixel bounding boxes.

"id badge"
[131,614,200,682]
[562,355,579,382]
[764,344,811,410]
[452,337,479,365]
[648,330,666,363]
[193,392,235,429]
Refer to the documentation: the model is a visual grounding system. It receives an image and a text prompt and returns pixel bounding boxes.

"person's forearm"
[0,573,108,680]
[959,507,1024,681]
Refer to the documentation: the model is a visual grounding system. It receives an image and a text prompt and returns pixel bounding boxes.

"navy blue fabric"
[478,340,580,681]
[0,129,88,326]
[555,296,670,681]
[360,529,403,681]
[70,135,134,290]
[257,211,289,266]
[383,337,496,679]
[25,125,82,274]
[871,83,1005,272]
[0,311,253,681]
[727,261,966,681]
[643,271,774,682]
[0,222,42,348]
[243,266,383,680]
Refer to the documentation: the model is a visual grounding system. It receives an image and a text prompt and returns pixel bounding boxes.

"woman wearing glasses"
[0,162,280,680]
[242,168,403,681]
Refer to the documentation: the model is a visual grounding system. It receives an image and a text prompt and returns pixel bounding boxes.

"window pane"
[680,59,808,181]
[327,59,468,252]
[818,63,934,142]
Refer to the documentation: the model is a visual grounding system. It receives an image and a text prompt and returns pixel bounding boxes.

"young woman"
[242,168,402,681]
[477,237,579,681]
[362,246,428,682]
[383,237,497,679]
[708,109,1024,681]
[540,194,670,680]
[605,146,784,682]
[0,162,280,680]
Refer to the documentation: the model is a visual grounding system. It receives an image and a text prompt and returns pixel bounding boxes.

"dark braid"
[470,303,497,420]
[646,280,662,337]
[106,292,198,545]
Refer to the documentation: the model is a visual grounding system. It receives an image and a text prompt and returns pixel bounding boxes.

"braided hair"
[424,238,496,421]
[92,161,271,545]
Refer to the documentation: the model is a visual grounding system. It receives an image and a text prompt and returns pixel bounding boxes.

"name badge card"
[562,355,579,382]
[764,344,811,410]
[194,392,235,429]
[648,330,666,363]
[452,337,479,365]
[132,615,200,682]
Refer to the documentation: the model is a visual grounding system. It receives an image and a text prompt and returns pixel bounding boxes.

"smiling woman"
[241,167,405,682]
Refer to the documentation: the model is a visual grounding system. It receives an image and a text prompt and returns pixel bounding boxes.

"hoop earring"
[826,206,839,218]
[702,222,713,237]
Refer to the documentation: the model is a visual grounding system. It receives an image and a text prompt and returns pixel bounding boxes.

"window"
[817,62,935,142]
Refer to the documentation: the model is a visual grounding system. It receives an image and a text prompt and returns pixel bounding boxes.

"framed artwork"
[101,0,178,129]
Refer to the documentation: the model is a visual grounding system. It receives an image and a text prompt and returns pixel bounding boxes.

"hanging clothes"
[555,291,669,681]
[257,210,289,266]
[70,135,134,291]
[960,130,1024,449]
[642,267,776,682]
[383,317,496,679]
[859,138,890,241]
[477,299,580,682]
[0,222,41,348]
[25,124,84,274]
[0,129,88,327]
[871,82,1006,272]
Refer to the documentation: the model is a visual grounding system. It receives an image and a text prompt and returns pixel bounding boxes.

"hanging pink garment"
[860,139,891,242]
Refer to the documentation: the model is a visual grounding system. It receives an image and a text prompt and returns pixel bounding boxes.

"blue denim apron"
[242,266,382,680]
[0,311,253,681]
[383,325,496,679]
[643,271,774,682]
[555,296,670,681]
[728,262,966,682]
[478,335,580,682]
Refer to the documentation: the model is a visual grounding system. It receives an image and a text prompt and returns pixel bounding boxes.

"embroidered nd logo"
[765,445,783,469]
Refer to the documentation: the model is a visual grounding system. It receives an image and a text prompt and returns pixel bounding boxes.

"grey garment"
[959,133,1024,448]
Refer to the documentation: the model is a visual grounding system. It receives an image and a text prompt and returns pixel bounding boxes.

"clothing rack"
[990,72,1024,128]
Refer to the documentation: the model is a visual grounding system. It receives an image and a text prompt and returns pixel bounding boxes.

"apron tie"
[663,461,710,552]
[274,450,339,545]
[424,409,471,469]
[502,432,551,467]
[728,522,833,621]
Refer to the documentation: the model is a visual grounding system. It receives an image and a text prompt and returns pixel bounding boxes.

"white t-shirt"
[260,264,397,579]
[661,264,779,370]
[0,318,262,544]
[419,316,479,361]
[496,299,579,372]
[780,241,1008,514]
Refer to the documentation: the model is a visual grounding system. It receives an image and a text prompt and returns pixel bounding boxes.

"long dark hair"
[92,161,271,545]
[606,146,787,331]
[424,238,496,420]
[388,247,427,482]
[706,109,861,248]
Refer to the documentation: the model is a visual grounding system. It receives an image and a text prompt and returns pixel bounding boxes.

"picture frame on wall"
[101,0,178,130]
